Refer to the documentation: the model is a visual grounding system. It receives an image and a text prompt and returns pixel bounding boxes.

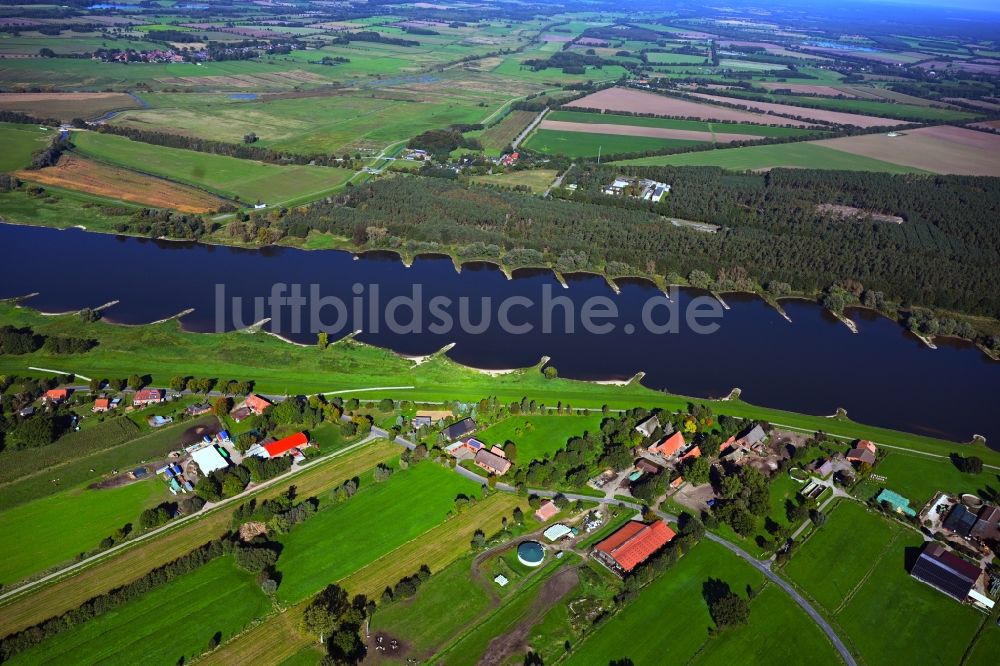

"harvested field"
[0,92,141,120]
[155,69,328,89]
[480,109,536,151]
[564,87,818,127]
[685,92,899,128]
[953,99,1000,112]
[538,119,760,142]
[759,83,858,97]
[970,119,1000,130]
[816,125,1000,176]
[15,155,225,213]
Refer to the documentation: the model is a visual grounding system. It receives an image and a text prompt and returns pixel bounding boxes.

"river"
[1,224,996,445]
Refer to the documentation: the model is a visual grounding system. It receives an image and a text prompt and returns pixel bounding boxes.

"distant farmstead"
[474,447,511,476]
[593,519,676,574]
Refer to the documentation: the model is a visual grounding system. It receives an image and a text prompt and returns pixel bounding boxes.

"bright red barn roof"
[595,520,676,572]
[263,431,308,458]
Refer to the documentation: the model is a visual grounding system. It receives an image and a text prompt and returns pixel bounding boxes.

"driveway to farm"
[511,108,548,150]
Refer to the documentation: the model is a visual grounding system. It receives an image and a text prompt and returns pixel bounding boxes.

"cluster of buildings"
[230,393,272,422]
[603,176,671,203]
[94,48,186,63]
[499,151,520,167]
[910,543,995,612]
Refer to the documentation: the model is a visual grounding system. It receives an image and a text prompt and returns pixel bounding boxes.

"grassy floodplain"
[72,131,355,206]
[0,123,54,172]
[524,128,703,157]
[616,141,928,173]
[5,557,271,666]
[474,413,605,462]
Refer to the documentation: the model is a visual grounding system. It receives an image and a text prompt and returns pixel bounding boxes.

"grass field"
[545,110,823,137]
[6,557,270,666]
[0,122,54,172]
[470,169,558,193]
[0,185,141,232]
[859,449,1000,506]
[73,132,354,206]
[785,498,984,664]
[567,539,840,665]
[743,91,980,122]
[0,479,169,586]
[0,440,400,637]
[475,414,605,462]
[275,461,480,603]
[0,92,142,121]
[524,128,703,157]
[784,500,900,612]
[647,52,710,65]
[372,556,494,658]
[616,141,927,173]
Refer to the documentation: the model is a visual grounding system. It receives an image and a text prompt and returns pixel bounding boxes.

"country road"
[511,107,548,151]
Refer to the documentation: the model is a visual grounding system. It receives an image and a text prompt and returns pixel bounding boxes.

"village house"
[132,388,165,407]
[943,503,979,538]
[534,499,559,522]
[847,440,878,465]
[634,415,660,438]
[443,417,477,442]
[92,396,111,413]
[736,424,767,449]
[44,388,69,404]
[593,519,676,574]
[245,393,273,415]
[474,447,511,476]
[413,409,453,429]
[649,431,685,459]
[971,505,1000,542]
[186,403,211,416]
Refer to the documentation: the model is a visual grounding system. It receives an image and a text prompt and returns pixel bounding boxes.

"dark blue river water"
[1,224,996,445]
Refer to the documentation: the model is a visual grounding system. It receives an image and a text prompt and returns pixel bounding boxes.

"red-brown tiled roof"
[93,398,110,409]
[594,520,676,572]
[680,446,702,461]
[650,431,685,457]
[245,393,273,415]
[45,389,68,401]
[133,388,164,403]
[262,431,308,458]
[720,435,736,452]
[534,500,559,522]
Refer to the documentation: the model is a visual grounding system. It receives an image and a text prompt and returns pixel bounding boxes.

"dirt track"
[478,566,579,666]
[565,87,818,127]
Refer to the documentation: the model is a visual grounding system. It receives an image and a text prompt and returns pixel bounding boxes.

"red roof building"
[262,431,309,458]
[45,389,69,402]
[720,435,736,452]
[92,397,111,412]
[650,431,685,458]
[594,520,676,573]
[679,446,702,461]
[132,388,164,406]
[245,393,273,415]
[534,500,559,522]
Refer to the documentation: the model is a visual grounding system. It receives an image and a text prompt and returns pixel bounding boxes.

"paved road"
[511,108,547,151]
[543,163,573,198]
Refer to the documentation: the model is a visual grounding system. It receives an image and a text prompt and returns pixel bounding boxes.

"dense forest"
[273,169,1000,318]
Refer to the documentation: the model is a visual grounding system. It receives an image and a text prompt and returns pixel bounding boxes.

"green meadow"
[73,131,354,206]
[275,461,480,604]
[0,122,54,172]
[6,557,271,666]
[0,479,169,586]
[475,414,605,462]
[738,91,981,121]
[857,449,1000,506]
[617,142,927,173]
[525,128,703,157]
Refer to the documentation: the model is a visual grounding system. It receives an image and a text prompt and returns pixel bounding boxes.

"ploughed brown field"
[565,87,818,127]
[815,125,1000,176]
[758,83,860,97]
[970,119,1000,129]
[685,92,899,128]
[537,119,760,143]
[16,154,226,213]
[0,92,141,120]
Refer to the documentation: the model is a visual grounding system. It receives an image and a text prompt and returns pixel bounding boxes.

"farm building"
[443,417,477,441]
[635,415,660,438]
[413,409,452,428]
[679,446,702,461]
[910,543,991,609]
[186,403,211,416]
[971,505,1000,541]
[736,424,767,448]
[649,431,685,458]
[474,447,512,475]
[593,520,676,574]
[493,574,509,587]
[876,488,916,516]
[635,457,664,475]
[191,444,230,475]
[250,431,310,460]
[535,499,559,522]
[92,397,111,412]
[847,440,878,465]
[132,388,165,406]
[543,523,573,542]
[943,503,979,538]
